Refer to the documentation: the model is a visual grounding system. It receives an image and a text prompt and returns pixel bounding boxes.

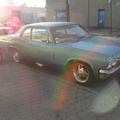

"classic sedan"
[0,26,13,35]
[3,22,20,34]
[6,22,120,84]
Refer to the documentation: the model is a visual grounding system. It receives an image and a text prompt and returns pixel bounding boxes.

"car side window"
[21,28,31,40]
[32,28,50,43]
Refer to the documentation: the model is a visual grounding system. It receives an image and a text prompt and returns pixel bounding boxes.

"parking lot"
[0,47,120,120]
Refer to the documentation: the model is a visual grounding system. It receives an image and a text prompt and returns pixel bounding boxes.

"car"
[3,22,20,34]
[0,24,13,36]
[5,22,120,84]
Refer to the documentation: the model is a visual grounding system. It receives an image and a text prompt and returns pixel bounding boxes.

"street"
[0,50,120,120]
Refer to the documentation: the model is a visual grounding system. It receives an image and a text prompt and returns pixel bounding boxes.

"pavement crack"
[75,87,84,120]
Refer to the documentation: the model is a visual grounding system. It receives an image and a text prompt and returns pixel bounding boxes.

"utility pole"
[66,0,70,22]
[87,0,90,28]
[109,0,113,34]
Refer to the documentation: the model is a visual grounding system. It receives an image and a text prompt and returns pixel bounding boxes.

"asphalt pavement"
[0,60,120,120]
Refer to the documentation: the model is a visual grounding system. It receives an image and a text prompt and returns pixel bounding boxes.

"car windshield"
[51,24,90,43]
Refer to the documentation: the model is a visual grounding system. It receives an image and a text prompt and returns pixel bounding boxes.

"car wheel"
[71,62,93,84]
[12,49,21,63]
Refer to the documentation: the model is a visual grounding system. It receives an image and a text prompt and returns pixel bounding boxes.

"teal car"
[8,22,120,84]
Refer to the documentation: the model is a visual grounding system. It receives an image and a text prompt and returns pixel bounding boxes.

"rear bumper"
[99,66,120,80]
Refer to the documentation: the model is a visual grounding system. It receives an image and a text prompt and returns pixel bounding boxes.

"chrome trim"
[99,66,120,80]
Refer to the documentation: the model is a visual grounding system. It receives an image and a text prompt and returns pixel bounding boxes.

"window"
[56,10,67,22]
[51,25,89,43]
[32,28,50,42]
[21,28,31,40]
[55,28,66,34]
[66,25,86,36]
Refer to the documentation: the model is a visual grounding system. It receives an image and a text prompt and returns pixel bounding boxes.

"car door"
[14,27,33,58]
[26,27,55,65]
[15,27,55,65]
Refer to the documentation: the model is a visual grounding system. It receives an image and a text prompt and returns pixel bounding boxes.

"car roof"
[25,22,77,28]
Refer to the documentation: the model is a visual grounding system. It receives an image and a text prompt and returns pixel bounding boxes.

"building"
[46,0,120,28]
[0,6,46,24]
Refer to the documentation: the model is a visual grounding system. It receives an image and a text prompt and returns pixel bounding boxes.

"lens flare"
[91,79,120,113]
[52,64,75,110]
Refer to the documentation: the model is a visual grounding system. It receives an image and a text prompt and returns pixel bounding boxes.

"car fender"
[65,58,95,76]
[8,45,19,52]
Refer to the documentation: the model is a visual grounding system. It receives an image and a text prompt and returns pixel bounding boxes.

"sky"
[0,0,46,7]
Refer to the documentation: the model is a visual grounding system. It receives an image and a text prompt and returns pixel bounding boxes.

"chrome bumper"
[99,66,120,80]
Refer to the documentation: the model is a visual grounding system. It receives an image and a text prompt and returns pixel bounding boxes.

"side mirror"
[42,38,48,42]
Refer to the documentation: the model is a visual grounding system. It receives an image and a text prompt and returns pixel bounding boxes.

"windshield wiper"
[73,36,86,42]
[78,36,86,39]
[60,39,72,43]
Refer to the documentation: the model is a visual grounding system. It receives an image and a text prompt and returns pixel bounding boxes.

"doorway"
[98,9,105,27]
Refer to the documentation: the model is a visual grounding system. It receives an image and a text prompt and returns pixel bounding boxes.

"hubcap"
[13,50,20,62]
[73,63,89,83]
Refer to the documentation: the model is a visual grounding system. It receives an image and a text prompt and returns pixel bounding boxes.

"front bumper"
[99,66,120,80]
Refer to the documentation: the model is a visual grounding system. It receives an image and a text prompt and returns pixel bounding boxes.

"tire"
[0,52,2,64]
[12,49,22,63]
[70,61,93,84]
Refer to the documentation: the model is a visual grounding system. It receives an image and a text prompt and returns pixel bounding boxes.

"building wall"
[70,0,88,26]
[0,6,46,24]
[46,0,66,21]
[46,0,120,28]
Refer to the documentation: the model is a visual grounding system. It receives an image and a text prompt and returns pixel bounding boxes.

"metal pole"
[88,0,90,27]
[66,0,70,22]
[110,0,112,34]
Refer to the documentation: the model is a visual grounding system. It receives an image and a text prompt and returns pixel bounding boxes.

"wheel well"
[9,47,18,53]
[66,60,94,76]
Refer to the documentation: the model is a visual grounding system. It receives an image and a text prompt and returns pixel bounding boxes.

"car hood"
[0,34,14,43]
[64,36,120,57]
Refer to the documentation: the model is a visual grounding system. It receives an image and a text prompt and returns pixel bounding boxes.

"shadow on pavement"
[20,59,120,93]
